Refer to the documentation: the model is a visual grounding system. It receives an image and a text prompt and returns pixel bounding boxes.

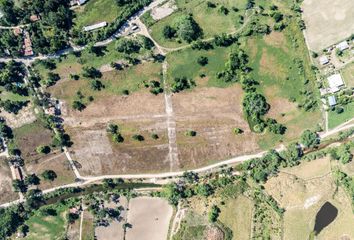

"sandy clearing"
[126,197,173,240]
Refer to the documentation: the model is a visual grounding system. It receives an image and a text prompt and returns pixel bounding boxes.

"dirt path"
[169,203,186,239]
[162,61,180,172]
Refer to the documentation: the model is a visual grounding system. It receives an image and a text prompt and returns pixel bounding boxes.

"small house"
[29,14,40,22]
[327,74,344,93]
[83,21,107,32]
[319,55,329,65]
[13,27,22,36]
[336,41,349,51]
[328,95,336,106]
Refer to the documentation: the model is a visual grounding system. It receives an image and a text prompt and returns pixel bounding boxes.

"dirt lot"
[172,85,260,169]
[302,0,354,51]
[126,197,173,240]
[67,118,170,175]
[26,152,76,190]
[95,196,128,240]
[0,157,18,204]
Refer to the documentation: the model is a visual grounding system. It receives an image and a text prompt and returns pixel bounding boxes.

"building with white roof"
[328,95,336,106]
[327,73,344,93]
[319,55,329,65]
[336,41,349,51]
[83,21,107,32]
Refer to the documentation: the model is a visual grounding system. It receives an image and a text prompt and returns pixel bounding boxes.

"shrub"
[197,56,208,66]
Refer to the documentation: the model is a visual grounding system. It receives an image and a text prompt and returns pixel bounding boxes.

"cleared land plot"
[341,62,354,88]
[73,0,123,28]
[11,120,55,164]
[95,197,128,240]
[172,85,260,169]
[25,203,68,240]
[328,102,354,129]
[149,0,247,48]
[219,195,253,240]
[0,104,36,129]
[26,153,76,190]
[0,157,18,204]
[302,0,354,51]
[67,119,169,175]
[245,29,321,148]
[126,197,173,240]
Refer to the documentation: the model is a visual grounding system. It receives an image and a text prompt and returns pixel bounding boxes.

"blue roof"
[328,96,336,106]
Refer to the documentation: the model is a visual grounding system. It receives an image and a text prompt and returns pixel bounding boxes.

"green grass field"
[219,195,253,240]
[25,204,68,240]
[0,86,30,102]
[166,45,234,88]
[328,102,354,129]
[149,0,247,48]
[49,61,162,104]
[73,0,122,28]
[341,62,354,88]
[243,20,321,147]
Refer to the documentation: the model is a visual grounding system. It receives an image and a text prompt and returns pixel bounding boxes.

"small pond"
[313,201,338,234]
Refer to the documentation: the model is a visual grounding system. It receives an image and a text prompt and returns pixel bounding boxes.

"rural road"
[1,120,353,209]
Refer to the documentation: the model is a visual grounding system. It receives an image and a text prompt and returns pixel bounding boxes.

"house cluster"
[44,99,62,116]
[317,39,353,108]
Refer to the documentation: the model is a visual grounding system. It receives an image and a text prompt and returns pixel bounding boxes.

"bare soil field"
[95,197,128,240]
[302,0,354,51]
[0,157,18,204]
[26,153,76,190]
[172,85,260,169]
[67,118,170,175]
[126,197,173,240]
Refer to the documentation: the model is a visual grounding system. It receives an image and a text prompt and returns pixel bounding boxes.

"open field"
[264,156,354,239]
[67,118,169,175]
[73,0,123,28]
[173,210,209,240]
[0,157,18,205]
[25,203,68,240]
[12,120,55,163]
[148,0,247,48]
[126,197,173,240]
[245,28,321,148]
[95,197,128,240]
[328,102,354,129]
[219,195,253,240]
[172,85,260,169]
[48,61,162,109]
[341,62,354,88]
[302,0,354,51]
[26,153,76,190]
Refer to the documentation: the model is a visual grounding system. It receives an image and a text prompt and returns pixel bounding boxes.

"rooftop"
[328,95,336,106]
[327,73,344,92]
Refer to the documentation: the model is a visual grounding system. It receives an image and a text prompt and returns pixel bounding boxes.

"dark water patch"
[313,201,338,235]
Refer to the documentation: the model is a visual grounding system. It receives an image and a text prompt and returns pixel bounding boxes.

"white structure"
[336,41,349,51]
[327,74,344,93]
[70,0,87,6]
[319,55,329,65]
[328,95,336,106]
[83,21,107,32]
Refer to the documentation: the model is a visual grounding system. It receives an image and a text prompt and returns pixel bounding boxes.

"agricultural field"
[302,0,354,51]
[147,0,248,48]
[0,157,18,205]
[126,197,173,240]
[81,211,95,240]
